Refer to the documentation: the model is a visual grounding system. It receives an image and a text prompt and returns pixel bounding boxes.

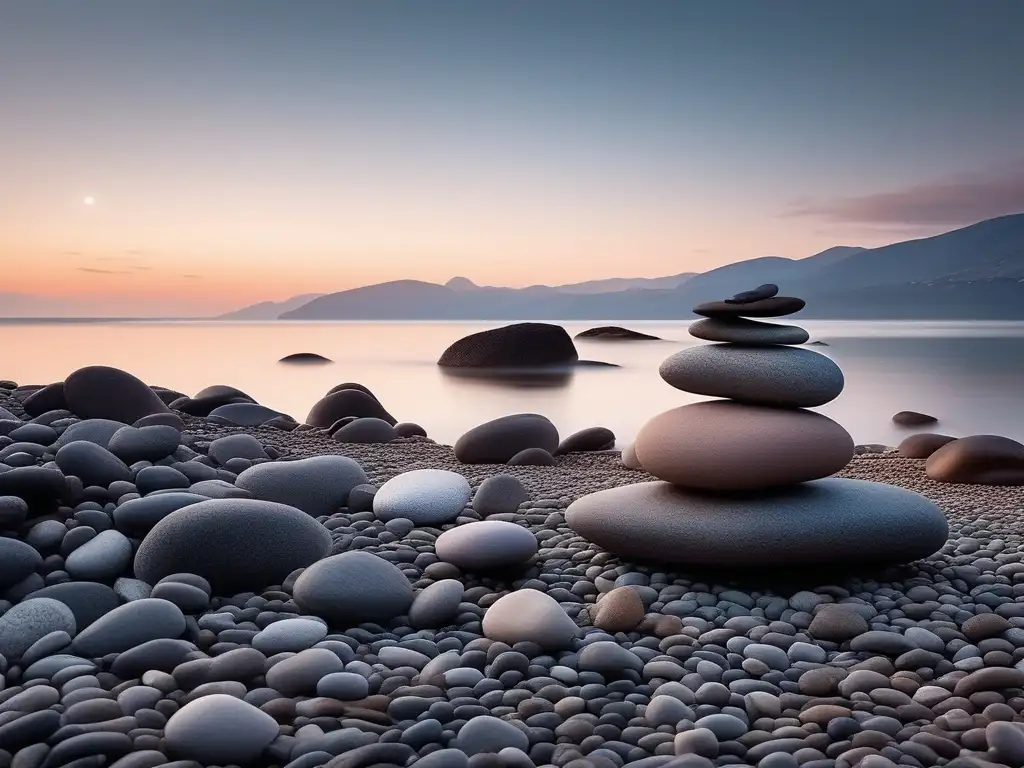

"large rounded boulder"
[134,498,332,593]
[64,366,169,423]
[925,435,1024,485]
[306,388,396,428]
[455,414,559,464]
[438,323,579,368]
[235,455,367,517]
[292,551,414,625]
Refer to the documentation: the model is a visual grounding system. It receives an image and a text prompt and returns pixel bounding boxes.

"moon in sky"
[83,196,96,205]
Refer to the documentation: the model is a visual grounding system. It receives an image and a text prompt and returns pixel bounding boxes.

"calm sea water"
[2,320,1024,447]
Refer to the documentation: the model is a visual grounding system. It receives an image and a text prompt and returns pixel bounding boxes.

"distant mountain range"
[220,213,1024,320]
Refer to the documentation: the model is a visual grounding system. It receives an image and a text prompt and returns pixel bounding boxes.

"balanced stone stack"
[567,284,949,568]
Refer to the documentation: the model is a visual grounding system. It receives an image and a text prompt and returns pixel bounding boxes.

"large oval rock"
[455,414,559,464]
[438,323,578,368]
[898,433,957,459]
[165,694,279,764]
[332,417,398,443]
[306,389,396,428]
[134,499,332,593]
[659,344,844,407]
[64,366,169,423]
[925,435,1024,485]
[373,469,470,524]
[566,478,948,567]
[688,317,810,346]
[22,382,68,417]
[436,521,537,570]
[409,579,465,630]
[235,455,368,517]
[292,551,413,625]
[30,582,120,629]
[472,474,529,517]
[54,441,132,487]
[51,419,126,449]
[693,296,805,319]
[634,401,854,490]
[107,425,181,464]
[0,598,76,660]
[113,492,208,536]
[555,426,616,455]
[73,598,185,657]
[65,529,133,581]
[0,537,44,589]
[482,590,578,649]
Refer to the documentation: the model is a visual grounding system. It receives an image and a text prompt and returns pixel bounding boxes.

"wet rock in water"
[207,402,292,426]
[725,283,779,304]
[634,401,853,490]
[436,520,538,570]
[693,296,805,319]
[332,417,399,443]
[235,455,367,516]
[575,326,662,341]
[659,344,844,408]
[455,414,559,463]
[555,426,616,455]
[926,434,1024,485]
[898,432,958,459]
[279,352,332,364]
[507,447,556,466]
[306,387,396,428]
[482,590,578,649]
[373,468,470,524]
[438,322,578,368]
[292,551,414,625]
[134,498,331,593]
[164,694,279,765]
[64,365,169,422]
[893,410,938,426]
[472,474,529,517]
[0,597,77,660]
[566,478,948,567]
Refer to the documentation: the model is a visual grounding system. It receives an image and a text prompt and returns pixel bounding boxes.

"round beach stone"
[332,417,398,443]
[688,317,809,346]
[507,447,556,465]
[591,586,645,632]
[659,344,844,407]
[472,474,529,517]
[409,579,465,629]
[0,495,28,527]
[620,442,643,470]
[134,498,332,593]
[456,715,530,755]
[107,425,181,464]
[30,582,120,629]
[373,469,470,524]
[165,694,279,764]
[898,432,958,459]
[925,435,1024,485]
[306,388,396,428]
[208,434,267,465]
[436,521,538,570]
[555,427,616,455]
[317,672,370,700]
[693,296,805,319]
[112,492,208,535]
[565,477,948,567]
[634,401,854,490]
[64,366,169,423]
[55,441,132,487]
[455,413,559,464]
[207,402,290,426]
[292,551,414,625]
[65,529,132,581]
[235,455,368,517]
[0,598,77,660]
[251,618,328,655]
[73,598,185,656]
[265,648,345,696]
[438,322,578,368]
[51,419,126,449]
[0,537,44,587]
[893,410,938,426]
[483,590,578,649]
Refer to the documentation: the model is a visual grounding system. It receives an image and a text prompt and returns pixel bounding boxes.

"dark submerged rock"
[438,322,578,368]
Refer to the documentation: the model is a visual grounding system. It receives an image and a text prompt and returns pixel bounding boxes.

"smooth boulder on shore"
[556,426,616,455]
[483,590,578,649]
[292,551,414,625]
[634,401,854,490]
[898,433,958,459]
[165,694,279,764]
[438,322,579,368]
[436,520,538,570]
[235,455,368,517]
[134,498,332,593]
[306,387,396,428]
[64,365,169,423]
[659,344,844,408]
[925,435,1024,485]
[373,469,471,524]
[566,478,948,567]
[332,417,398,443]
[455,413,559,463]
[472,474,529,516]
[207,402,291,426]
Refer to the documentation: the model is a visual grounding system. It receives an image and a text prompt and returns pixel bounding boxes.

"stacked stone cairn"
[567,284,950,568]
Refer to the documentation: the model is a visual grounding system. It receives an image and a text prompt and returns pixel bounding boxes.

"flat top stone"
[688,317,810,346]
[693,296,805,319]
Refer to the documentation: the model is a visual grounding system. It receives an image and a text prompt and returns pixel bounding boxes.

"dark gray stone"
[235,455,367,517]
[107,425,181,464]
[436,521,537,570]
[55,441,131,487]
[112,492,207,535]
[472,474,529,517]
[64,366,169,423]
[292,551,414,625]
[688,317,809,346]
[73,598,185,656]
[164,694,279,764]
[455,414,559,464]
[0,598,76,660]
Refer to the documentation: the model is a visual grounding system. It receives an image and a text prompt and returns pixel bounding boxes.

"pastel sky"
[2,0,1024,316]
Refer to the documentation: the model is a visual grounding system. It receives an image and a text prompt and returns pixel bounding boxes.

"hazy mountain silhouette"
[239,213,1024,321]
[217,293,324,320]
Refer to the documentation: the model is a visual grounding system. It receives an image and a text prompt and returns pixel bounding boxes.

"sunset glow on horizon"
[3,1,1023,316]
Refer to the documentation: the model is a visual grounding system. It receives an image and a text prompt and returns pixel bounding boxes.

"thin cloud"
[180,273,201,279]
[785,159,1024,226]
[77,267,131,275]
[132,265,153,271]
